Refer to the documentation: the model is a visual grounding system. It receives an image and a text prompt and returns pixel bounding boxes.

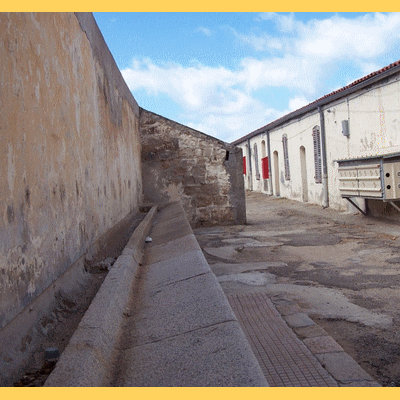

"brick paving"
[227,292,338,387]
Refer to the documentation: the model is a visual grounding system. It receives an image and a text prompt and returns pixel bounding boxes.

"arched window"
[261,140,268,180]
[282,134,290,180]
[261,140,266,158]
[313,126,322,183]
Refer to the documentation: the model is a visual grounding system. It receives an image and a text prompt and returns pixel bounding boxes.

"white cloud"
[258,12,297,33]
[196,27,212,36]
[122,56,317,142]
[231,28,283,52]
[122,59,238,113]
[238,56,320,94]
[288,96,310,112]
[256,12,400,62]
[357,61,382,77]
[122,13,400,142]
[122,58,281,142]
[295,14,400,60]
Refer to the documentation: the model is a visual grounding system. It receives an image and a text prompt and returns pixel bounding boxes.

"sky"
[93,12,400,143]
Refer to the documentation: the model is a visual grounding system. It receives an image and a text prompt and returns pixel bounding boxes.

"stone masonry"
[140,109,246,227]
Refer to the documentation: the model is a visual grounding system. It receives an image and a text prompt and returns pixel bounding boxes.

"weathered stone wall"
[140,109,246,227]
[0,13,142,331]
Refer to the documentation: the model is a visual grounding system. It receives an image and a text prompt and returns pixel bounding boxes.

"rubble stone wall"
[140,109,246,227]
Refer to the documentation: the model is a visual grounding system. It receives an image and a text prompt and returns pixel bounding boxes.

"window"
[313,126,322,183]
[282,134,290,180]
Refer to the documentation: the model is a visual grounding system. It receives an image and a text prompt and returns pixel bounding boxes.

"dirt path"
[194,192,400,387]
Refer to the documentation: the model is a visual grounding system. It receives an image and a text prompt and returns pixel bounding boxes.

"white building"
[233,60,400,216]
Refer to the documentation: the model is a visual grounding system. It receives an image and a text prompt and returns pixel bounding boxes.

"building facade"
[233,61,400,215]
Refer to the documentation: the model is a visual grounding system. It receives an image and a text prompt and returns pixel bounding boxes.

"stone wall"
[0,13,142,331]
[140,109,246,227]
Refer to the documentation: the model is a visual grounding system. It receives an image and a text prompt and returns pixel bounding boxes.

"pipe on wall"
[247,137,253,191]
[318,106,329,208]
[267,131,273,195]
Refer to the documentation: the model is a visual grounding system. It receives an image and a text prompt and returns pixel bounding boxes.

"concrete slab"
[283,313,315,328]
[45,340,110,386]
[124,206,157,251]
[272,299,302,316]
[242,241,284,248]
[71,254,137,339]
[282,233,341,247]
[315,351,375,384]
[217,272,276,286]
[293,325,329,339]
[222,238,263,245]
[152,202,183,221]
[238,229,306,238]
[210,261,288,276]
[121,273,237,348]
[203,246,238,260]
[262,283,393,327]
[303,336,344,354]
[145,249,211,288]
[148,220,193,245]
[339,380,381,387]
[114,321,268,387]
[144,234,201,264]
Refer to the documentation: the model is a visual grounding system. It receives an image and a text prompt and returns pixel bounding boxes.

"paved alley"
[194,192,400,386]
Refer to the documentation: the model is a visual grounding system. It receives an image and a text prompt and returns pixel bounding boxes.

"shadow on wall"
[368,199,400,221]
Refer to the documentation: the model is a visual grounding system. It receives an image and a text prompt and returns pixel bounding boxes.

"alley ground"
[194,191,400,387]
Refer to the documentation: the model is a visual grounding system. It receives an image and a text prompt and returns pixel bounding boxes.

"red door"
[262,157,269,179]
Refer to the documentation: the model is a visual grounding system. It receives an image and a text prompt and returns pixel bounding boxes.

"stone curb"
[113,201,268,387]
[45,206,158,387]
[122,205,158,263]
[273,297,381,387]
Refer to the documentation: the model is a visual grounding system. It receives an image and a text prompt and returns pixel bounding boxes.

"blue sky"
[93,12,400,143]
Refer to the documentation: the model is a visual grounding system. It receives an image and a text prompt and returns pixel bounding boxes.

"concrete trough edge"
[122,205,158,263]
[45,205,158,387]
[133,201,269,387]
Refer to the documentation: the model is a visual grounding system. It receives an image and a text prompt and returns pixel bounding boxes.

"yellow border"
[2,2,400,11]
[2,8,400,400]
[3,387,397,397]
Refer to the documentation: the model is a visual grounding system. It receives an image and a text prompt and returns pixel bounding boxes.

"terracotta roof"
[232,59,400,145]
[307,59,400,106]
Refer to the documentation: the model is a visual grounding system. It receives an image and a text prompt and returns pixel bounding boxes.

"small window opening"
[225,151,230,161]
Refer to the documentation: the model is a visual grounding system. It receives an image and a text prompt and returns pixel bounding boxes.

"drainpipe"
[318,106,329,208]
[267,131,273,195]
[247,138,253,191]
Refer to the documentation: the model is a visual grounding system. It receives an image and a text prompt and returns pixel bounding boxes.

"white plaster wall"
[325,74,400,210]
[268,112,324,205]
[239,136,271,194]
[236,72,400,211]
